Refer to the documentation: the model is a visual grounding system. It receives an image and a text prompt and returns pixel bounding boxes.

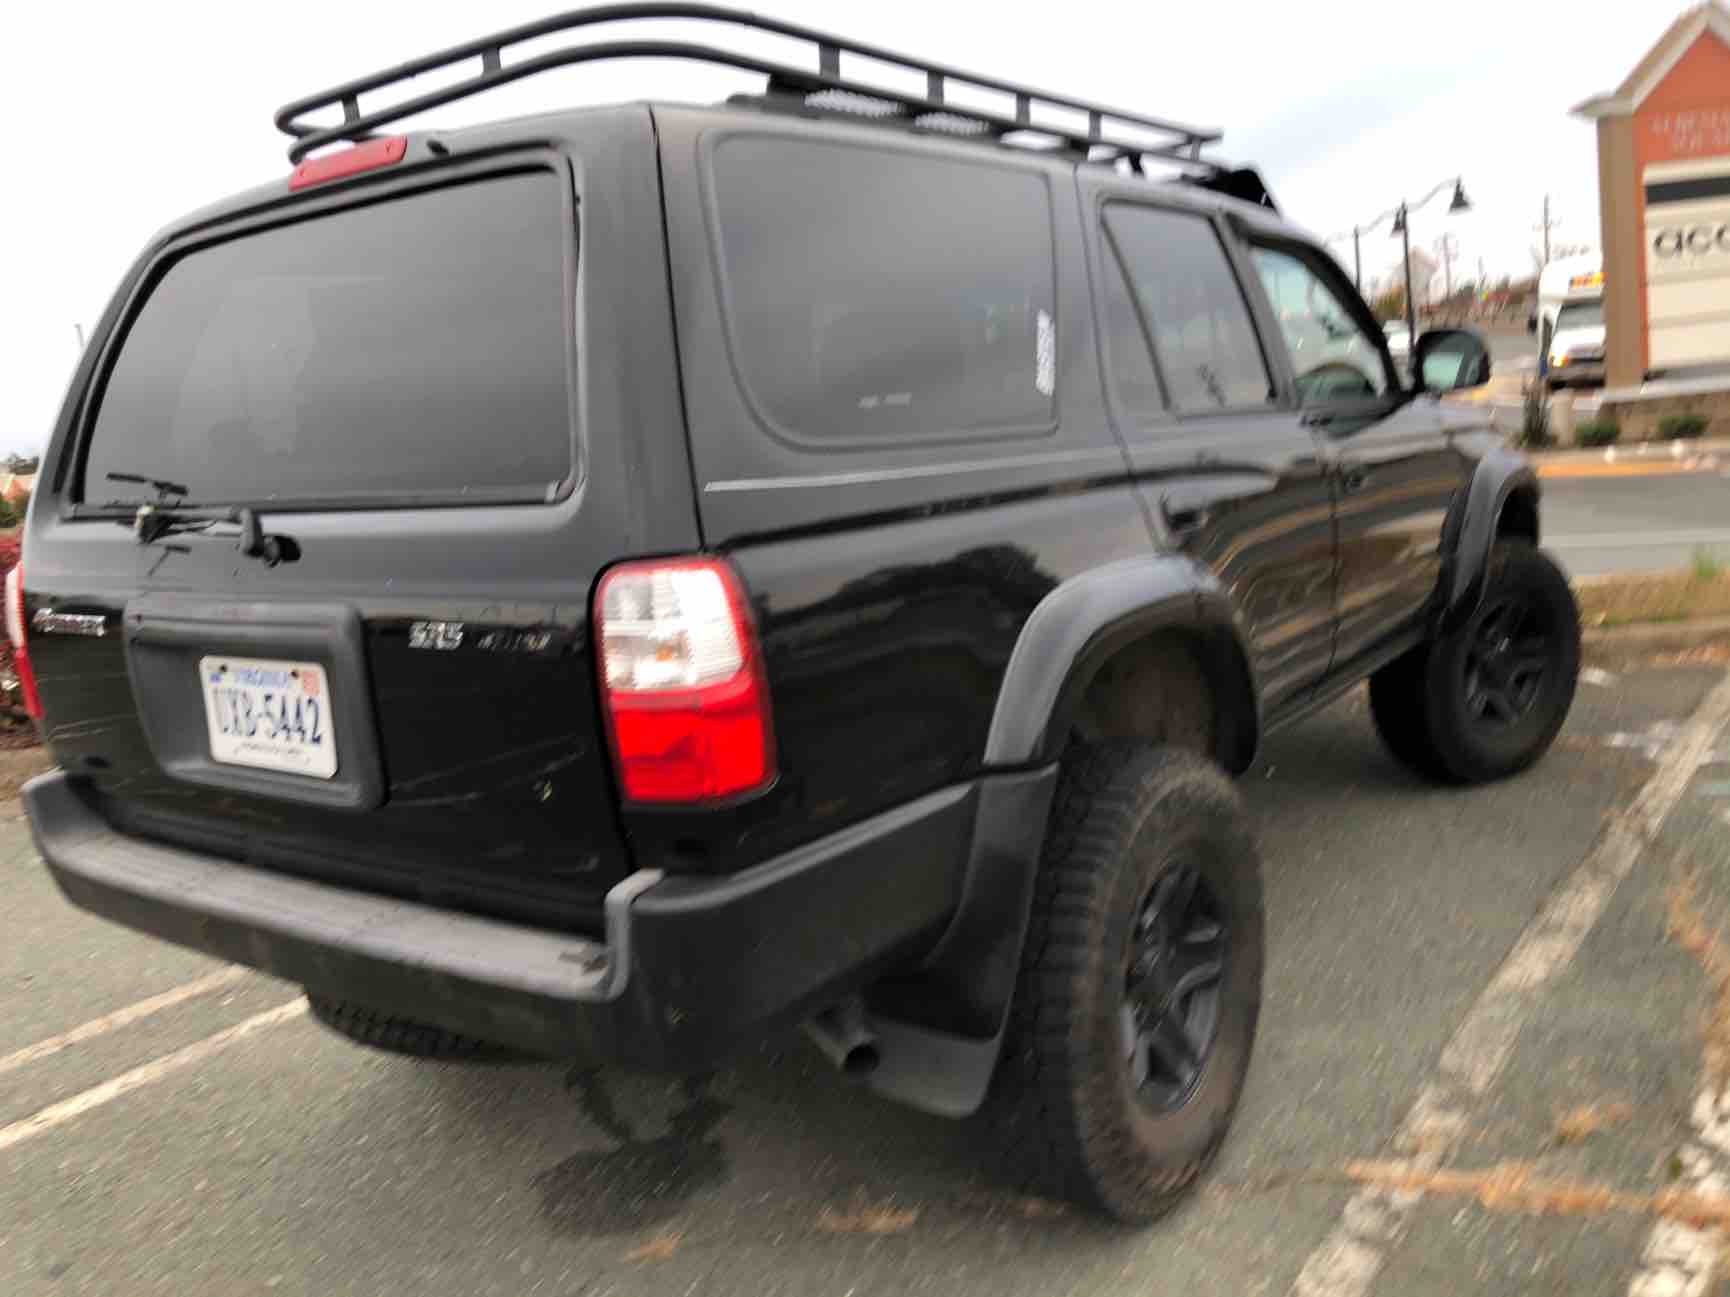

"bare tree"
[1530,241,1592,275]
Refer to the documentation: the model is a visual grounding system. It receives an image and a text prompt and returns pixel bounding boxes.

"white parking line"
[0,1000,306,1155]
[0,967,247,1079]
[1625,1087,1730,1297]
[1290,669,1730,1297]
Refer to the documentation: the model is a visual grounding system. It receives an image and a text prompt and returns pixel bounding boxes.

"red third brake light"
[288,137,408,191]
[5,564,43,722]
[594,557,775,804]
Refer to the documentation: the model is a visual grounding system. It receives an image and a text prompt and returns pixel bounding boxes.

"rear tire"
[1369,541,1580,784]
[305,992,528,1061]
[991,744,1263,1222]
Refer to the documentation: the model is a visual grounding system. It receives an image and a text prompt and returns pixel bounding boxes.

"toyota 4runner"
[16,6,1580,1221]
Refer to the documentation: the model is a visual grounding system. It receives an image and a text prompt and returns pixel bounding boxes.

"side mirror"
[1414,328,1492,393]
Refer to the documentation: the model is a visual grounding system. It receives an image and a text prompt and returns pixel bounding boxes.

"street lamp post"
[1332,177,1470,344]
[1392,178,1471,343]
[1394,205,1415,344]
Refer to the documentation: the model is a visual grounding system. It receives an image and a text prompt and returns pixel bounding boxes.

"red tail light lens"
[4,564,43,722]
[594,558,775,804]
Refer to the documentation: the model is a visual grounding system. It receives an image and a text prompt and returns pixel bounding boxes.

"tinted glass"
[1100,240,1166,421]
[1251,247,1390,402]
[1104,205,1271,413]
[711,137,1055,444]
[87,173,572,507]
[1555,300,1604,329]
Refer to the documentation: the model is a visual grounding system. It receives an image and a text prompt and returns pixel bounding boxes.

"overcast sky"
[2,0,1680,455]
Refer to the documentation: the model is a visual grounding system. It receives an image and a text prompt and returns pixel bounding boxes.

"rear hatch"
[24,131,695,935]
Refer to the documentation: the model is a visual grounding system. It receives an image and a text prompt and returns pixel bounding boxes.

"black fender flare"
[982,553,1261,772]
[1440,448,1541,633]
[862,555,1260,1118]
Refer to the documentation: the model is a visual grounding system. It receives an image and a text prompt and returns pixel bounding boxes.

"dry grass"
[815,1195,920,1236]
[1648,642,1730,668]
[1552,1102,1634,1146]
[1341,1159,1730,1230]
[622,1233,682,1263]
[0,746,52,804]
[1576,569,1730,629]
[1666,871,1730,1084]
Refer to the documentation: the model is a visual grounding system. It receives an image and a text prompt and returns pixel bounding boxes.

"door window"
[1250,247,1392,404]
[1102,205,1273,415]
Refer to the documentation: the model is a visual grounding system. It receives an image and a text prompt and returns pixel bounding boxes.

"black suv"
[17,7,1580,1221]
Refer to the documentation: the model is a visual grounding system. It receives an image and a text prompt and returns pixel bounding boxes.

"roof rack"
[275,3,1225,171]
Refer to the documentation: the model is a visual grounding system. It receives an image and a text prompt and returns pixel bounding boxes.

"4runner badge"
[408,621,464,651]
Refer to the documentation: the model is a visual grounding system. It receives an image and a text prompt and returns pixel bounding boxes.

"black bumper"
[24,771,983,1069]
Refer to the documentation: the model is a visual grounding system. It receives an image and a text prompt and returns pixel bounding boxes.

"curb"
[1580,615,1730,648]
[1526,436,1730,465]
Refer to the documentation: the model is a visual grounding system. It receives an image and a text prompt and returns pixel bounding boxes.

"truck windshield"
[84,172,574,509]
[1555,301,1604,331]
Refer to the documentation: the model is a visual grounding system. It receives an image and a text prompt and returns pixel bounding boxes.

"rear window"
[85,172,573,508]
[710,135,1056,446]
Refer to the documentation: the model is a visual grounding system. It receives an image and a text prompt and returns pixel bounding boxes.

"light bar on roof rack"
[273,2,1225,168]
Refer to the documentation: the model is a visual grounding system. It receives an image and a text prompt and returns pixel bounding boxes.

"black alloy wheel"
[1122,861,1226,1114]
[1462,593,1557,729]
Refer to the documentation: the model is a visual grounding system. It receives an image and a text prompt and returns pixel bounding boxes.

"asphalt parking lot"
[6,641,1730,1297]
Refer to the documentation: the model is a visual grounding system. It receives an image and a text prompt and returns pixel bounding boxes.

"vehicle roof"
[1538,252,1603,299]
[142,95,1306,263]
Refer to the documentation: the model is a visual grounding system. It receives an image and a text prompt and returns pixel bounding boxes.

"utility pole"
[1436,234,1458,301]
[1534,194,1560,269]
[1352,226,1362,292]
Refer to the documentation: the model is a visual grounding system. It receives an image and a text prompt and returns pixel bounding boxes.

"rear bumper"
[25,770,989,1069]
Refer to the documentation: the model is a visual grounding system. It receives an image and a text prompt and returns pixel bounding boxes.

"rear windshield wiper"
[106,470,190,501]
[105,473,300,566]
[130,503,301,567]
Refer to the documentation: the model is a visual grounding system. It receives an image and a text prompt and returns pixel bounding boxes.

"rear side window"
[85,172,573,508]
[1103,204,1271,414]
[710,136,1056,446]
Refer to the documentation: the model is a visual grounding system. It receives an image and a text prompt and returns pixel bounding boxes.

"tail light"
[4,564,43,722]
[594,557,775,804]
[288,137,408,191]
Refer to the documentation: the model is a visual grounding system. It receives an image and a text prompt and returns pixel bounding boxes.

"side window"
[1099,241,1165,421]
[1102,204,1272,414]
[710,136,1056,446]
[1250,247,1392,403]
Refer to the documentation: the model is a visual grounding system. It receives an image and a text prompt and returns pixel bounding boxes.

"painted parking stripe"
[0,967,248,1079]
[0,1000,306,1156]
[1624,1086,1729,1297]
[1290,669,1730,1297]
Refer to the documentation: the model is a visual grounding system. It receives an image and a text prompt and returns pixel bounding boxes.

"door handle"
[1159,494,1211,538]
[1341,464,1372,495]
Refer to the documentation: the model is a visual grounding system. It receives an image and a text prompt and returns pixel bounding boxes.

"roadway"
[1545,462,1730,577]
[6,649,1730,1297]
[1463,328,1730,578]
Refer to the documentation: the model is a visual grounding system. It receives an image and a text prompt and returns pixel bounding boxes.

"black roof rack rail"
[274,3,1225,170]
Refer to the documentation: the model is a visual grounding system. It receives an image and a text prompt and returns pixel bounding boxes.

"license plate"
[200,656,338,779]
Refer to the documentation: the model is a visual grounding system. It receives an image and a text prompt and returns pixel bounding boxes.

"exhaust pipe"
[803,997,881,1078]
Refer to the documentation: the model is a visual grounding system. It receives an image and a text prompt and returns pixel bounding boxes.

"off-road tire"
[1369,541,1580,784]
[305,992,527,1061]
[1367,649,1453,781]
[990,743,1263,1222]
